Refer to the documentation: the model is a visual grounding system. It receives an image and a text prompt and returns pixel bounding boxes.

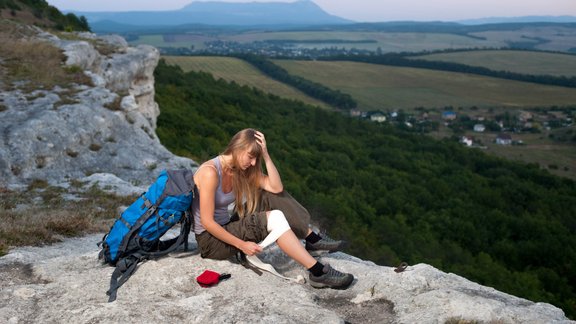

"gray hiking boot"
[309,264,354,289]
[305,235,347,253]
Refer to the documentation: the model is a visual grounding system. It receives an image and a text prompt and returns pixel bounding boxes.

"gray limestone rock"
[0,28,196,189]
[0,235,572,324]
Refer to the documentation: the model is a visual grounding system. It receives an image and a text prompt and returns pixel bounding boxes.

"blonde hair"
[221,128,263,217]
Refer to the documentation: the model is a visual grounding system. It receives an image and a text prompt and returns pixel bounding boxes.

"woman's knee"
[266,210,291,233]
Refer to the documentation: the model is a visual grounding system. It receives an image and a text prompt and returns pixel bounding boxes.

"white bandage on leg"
[246,210,305,284]
[259,209,291,249]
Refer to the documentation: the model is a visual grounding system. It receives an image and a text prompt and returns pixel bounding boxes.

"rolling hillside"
[164,54,576,180]
[273,59,576,111]
[162,55,576,112]
[162,56,330,109]
[271,59,576,179]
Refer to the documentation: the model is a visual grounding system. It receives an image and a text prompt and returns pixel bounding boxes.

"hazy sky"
[48,0,576,22]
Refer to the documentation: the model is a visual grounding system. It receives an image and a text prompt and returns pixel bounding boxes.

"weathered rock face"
[0,28,195,189]
[0,235,572,324]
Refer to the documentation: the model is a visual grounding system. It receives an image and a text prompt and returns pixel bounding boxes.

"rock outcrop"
[0,234,572,324]
[0,27,195,190]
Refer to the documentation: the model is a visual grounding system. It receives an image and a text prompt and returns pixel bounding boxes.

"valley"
[162,53,576,180]
[126,23,576,55]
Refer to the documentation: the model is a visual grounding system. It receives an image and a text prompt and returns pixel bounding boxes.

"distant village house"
[370,112,387,123]
[496,133,512,145]
[518,111,533,122]
[461,136,473,146]
[442,111,457,121]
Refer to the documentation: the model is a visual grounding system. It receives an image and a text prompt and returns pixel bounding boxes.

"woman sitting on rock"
[192,128,353,289]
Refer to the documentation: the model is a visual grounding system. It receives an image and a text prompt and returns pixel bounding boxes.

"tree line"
[154,59,576,318]
[321,52,576,88]
[234,53,357,109]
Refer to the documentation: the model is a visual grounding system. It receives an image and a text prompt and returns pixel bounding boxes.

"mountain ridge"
[65,1,576,36]
[70,0,352,28]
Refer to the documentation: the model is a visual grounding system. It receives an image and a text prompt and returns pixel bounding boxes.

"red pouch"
[196,270,231,288]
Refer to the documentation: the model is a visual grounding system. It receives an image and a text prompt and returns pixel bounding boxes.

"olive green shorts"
[195,211,269,260]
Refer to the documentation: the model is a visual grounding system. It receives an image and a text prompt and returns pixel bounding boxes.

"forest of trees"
[154,59,576,318]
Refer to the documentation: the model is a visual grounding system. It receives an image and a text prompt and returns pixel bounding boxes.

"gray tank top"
[192,156,235,234]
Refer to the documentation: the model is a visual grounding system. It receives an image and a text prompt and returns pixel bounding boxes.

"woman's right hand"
[239,241,263,256]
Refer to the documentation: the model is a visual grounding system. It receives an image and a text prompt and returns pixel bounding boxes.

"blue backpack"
[98,169,195,302]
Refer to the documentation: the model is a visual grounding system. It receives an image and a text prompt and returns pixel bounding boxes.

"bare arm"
[255,131,283,193]
[195,164,263,256]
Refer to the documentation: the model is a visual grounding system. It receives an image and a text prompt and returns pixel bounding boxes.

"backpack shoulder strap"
[115,194,159,257]
[105,211,193,302]
[106,254,143,302]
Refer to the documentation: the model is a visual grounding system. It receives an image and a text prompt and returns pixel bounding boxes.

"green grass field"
[415,50,576,77]
[272,59,576,111]
[163,55,576,112]
[470,27,576,52]
[162,55,576,112]
[162,56,330,108]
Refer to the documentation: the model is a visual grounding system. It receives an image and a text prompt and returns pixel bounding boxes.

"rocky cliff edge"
[0,234,571,324]
[0,26,195,191]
